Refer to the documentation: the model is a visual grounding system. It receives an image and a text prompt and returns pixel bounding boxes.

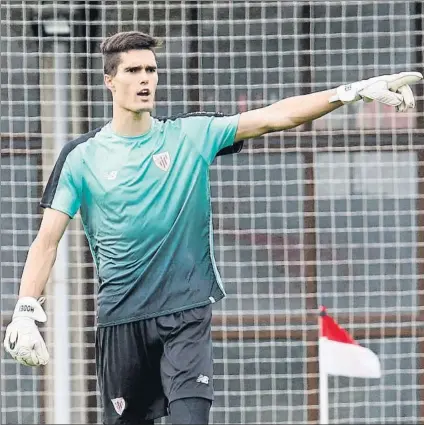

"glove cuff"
[13,297,47,323]
[329,82,364,104]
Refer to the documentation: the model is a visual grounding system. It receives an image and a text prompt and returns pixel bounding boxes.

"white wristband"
[329,82,363,104]
[13,297,47,323]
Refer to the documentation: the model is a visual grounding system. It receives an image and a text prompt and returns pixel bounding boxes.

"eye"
[147,67,157,73]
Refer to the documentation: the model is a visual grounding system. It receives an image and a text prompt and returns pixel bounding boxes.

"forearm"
[267,89,343,131]
[18,237,57,298]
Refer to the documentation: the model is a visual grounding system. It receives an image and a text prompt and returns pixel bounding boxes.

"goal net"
[1,1,423,423]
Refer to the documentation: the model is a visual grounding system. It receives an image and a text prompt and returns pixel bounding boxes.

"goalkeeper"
[3,30,422,425]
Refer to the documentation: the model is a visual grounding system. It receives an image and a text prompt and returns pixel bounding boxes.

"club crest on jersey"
[153,152,171,171]
[111,397,126,415]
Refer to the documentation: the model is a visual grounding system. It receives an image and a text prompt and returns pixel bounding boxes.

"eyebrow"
[123,65,157,71]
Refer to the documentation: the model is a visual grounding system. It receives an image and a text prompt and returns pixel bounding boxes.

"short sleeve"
[40,156,81,218]
[180,114,240,164]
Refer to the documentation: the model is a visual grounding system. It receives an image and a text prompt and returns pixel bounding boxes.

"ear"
[104,74,115,92]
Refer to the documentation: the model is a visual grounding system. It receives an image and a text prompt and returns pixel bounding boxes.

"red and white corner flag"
[318,306,381,424]
[319,306,381,379]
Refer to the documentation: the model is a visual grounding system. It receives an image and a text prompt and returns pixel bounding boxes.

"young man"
[3,31,421,424]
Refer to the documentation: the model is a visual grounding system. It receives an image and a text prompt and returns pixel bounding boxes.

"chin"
[131,105,153,114]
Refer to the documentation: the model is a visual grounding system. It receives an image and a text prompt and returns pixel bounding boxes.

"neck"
[110,106,152,137]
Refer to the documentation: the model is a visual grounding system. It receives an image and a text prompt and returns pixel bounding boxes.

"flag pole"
[319,307,329,425]
[319,338,330,424]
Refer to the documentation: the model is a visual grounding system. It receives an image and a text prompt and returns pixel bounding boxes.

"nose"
[140,70,148,85]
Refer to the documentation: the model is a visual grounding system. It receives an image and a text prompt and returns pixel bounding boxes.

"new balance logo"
[196,374,209,385]
[105,170,118,180]
[111,397,126,415]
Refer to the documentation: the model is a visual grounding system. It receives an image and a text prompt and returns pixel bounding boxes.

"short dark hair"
[100,31,160,76]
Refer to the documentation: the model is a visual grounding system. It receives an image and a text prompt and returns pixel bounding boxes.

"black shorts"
[95,304,214,424]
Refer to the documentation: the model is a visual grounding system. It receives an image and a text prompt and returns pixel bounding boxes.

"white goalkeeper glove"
[329,71,423,112]
[4,297,49,367]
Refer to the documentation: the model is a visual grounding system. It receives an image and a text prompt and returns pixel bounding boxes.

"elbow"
[268,118,298,132]
[266,106,298,132]
[283,119,301,130]
[32,233,59,258]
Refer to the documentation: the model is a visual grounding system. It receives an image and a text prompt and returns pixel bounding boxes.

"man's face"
[105,49,158,113]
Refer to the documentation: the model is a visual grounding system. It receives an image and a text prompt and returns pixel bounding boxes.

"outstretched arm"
[235,71,423,142]
[235,89,341,141]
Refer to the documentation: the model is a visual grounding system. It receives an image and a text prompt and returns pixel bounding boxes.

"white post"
[52,40,71,425]
[319,338,329,425]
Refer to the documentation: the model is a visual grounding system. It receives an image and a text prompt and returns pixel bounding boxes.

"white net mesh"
[1,0,424,423]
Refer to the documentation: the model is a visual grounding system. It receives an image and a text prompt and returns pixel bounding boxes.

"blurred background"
[1,0,424,423]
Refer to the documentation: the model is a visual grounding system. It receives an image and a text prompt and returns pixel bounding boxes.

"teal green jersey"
[41,113,241,326]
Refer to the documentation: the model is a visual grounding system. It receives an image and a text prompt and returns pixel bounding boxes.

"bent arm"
[18,208,70,298]
[235,89,342,142]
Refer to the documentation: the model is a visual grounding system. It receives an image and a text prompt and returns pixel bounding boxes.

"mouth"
[137,89,151,98]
